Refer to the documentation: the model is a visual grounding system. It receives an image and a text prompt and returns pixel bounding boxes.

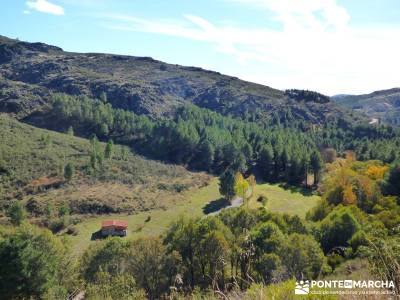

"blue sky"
[1,0,400,95]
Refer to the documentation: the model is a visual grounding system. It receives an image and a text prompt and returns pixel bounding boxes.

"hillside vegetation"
[332,88,400,126]
[1,155,399,299]
[0,114,209,216]
[1,36,400,189]
[33,93,400,179]
[1,35,400,299]
[68,179,320,254]
[0,35,362,127]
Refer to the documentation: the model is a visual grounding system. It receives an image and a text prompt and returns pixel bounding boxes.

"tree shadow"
[202,198,230,214]
[278,183,314,197]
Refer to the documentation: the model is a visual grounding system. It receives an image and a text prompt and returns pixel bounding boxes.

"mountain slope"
[332,88,400,126]
[0,35,363,126]
[0,114,209,215]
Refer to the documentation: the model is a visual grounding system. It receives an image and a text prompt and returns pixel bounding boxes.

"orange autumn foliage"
[321,159,385,209]
[365,165,388,180]
[343,185,357,205]
[345,150,356,162]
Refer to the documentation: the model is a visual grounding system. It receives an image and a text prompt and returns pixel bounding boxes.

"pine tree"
[192,141,214,171]
[6,202,26,226]
[219,169,235,201]
[64,163,74,181]
[300,156,309,187]
[67,126,74,136]
[90,135,104,170]
[105,140,114,159]
[258,145,274,181]
[100,92,108,103]
[59,203,70,217]
[90,152,97,170]
[99,123,109,137]
[310,151,323,185]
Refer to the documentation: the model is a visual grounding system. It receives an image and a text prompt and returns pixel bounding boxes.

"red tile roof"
[101,220,128,229]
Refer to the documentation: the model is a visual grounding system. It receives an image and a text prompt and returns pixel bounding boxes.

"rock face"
[0,35,360,125]
[332,88,400,126]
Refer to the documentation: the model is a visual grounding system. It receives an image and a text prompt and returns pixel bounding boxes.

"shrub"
[66,225,78,236]
[48,216,70,233]
[0,224,70,299]
[327,253,345,270]
[348,230,369,253]
[6,201,26,225]
[257,195,268,206]
[317,206,361,253]
[64,163,74,181]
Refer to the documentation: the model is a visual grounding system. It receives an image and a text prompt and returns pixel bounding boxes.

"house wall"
[101,226,127,237]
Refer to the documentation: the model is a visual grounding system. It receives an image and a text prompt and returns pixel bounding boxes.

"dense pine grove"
[285,89,330,104]
[46,94,400,187]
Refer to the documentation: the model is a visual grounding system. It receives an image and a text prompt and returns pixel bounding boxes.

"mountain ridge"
[332,88,400,126]
[0,35,364,126]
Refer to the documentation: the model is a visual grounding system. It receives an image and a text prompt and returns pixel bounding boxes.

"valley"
[0,35,399,299]
[68,179,320,254]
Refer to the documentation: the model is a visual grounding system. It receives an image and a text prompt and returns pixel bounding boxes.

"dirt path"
[207,197,243,215]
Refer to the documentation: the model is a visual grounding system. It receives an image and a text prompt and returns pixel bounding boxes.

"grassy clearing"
[68,180,320,254]
[68,178,221,255]
[249,183,320,218]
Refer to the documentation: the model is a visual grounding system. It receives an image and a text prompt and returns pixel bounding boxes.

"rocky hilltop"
[332,88,400,126]
[0,35,361,126]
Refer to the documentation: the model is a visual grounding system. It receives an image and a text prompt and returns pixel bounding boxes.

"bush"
[25,198,42,216]
[0,224,71,299]
[66,225,78,236]
[348,231,369,253]
[257,195,268,206]
[48,216,69,233]
[317,206,361,253]
[6,201,26,225]
[70,215,83,225]
[327,253,345,270]
[70,200,116,214]
[172,183,188,193]
[64,163,74,181]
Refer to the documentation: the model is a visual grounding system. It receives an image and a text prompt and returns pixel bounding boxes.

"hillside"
[0,114,209,216]
[332,88,400,126]
[0,35,363,126]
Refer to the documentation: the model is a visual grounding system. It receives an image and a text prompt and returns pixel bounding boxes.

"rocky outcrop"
[0,35,362,126]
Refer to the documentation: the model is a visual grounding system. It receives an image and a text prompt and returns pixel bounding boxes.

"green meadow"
[68,179,320,254]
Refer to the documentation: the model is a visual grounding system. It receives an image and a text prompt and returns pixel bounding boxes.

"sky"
[1,0,400,95]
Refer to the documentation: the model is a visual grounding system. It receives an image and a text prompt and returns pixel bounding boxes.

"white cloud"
[229,0,350,31]
[26,0,64,15]
[101,1,400,95]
